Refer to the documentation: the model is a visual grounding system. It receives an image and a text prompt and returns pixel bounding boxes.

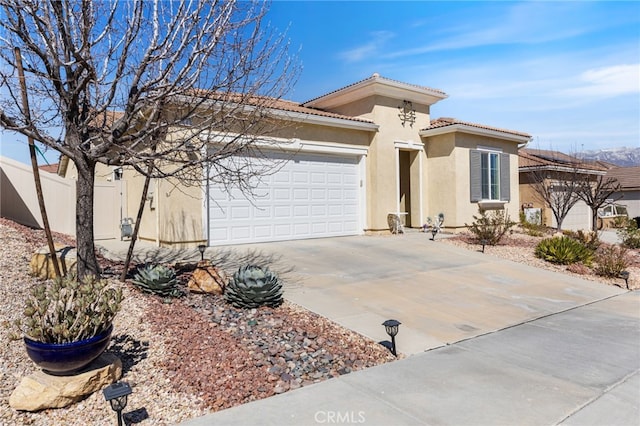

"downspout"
[155,178,160,247]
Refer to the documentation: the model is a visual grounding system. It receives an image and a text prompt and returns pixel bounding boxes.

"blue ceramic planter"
[24,325,113,376]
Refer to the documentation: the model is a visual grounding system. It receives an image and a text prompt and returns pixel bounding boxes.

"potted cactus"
[18,273,123,375]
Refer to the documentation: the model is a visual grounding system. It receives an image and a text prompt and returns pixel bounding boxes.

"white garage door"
[552,200,592,231]
[207,151,362,245]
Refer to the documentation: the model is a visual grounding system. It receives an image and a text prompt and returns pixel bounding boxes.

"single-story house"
[518,148,608,231]
[606,166,640,220]
[65,74,532,247]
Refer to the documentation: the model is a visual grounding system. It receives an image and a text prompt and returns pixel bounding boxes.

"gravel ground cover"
[0,218,394,426]
[441,230,639,290]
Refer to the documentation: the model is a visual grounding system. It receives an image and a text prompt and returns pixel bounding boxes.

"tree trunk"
[75,155,100,278]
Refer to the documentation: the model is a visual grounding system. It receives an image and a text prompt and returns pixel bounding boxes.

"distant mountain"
[579,146,640,167]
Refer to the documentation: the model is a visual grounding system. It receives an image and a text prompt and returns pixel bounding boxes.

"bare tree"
[527,167,582,232]
[577,175,621,231]
[0,0,298,277]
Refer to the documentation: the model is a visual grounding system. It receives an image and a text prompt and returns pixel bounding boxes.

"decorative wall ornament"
[398,100,416,127]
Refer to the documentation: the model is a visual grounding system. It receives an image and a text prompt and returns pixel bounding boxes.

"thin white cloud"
[384,2,624,59]
[338,31,395,63]
[560,64,640,98]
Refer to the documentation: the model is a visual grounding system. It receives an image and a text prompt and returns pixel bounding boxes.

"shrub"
[225,265,283,309]
[132,264,183,298]
[594,246,630,278]
[564,229,601,251]
[535,236,594,266]
[466,209,515,245]
[617,218,640,249]
[519,211,545,237]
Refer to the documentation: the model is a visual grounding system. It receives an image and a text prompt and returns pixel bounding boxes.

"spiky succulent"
[21,273,123,344]
[132,264,183,298]
[224,265,283,309]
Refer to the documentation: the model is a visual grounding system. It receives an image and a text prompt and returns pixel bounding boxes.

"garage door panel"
[208,152,361,245]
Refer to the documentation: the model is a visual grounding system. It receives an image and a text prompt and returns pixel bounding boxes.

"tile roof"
[183,90,377,125]
[519,148,608,172]
[303,73,447,104]
[424,117,532,139]
[605,166,640,190]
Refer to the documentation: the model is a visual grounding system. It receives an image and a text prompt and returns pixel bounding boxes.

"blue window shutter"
[500,153,510,201]
[470,150,482,202]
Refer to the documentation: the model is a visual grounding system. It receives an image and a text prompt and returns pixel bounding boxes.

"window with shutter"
[469,149,510,202]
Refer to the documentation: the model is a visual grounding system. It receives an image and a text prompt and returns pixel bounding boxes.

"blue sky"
[2,1,638,165]
[270,0,640,152]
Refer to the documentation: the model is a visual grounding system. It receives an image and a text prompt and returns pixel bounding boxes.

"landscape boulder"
[9,353,122,411]
[187,260,226,295]
[29,244,77,279]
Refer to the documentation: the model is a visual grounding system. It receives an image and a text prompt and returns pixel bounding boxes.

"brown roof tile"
[424,117,531,139]
[606,166,640,190]
[519,148,608,172]
[303,74,447,104]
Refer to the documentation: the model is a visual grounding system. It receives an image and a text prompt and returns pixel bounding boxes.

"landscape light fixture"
[620,271,630,289]
[382,319,401,357]
[431,227,438,241]
[103,381,132,426]
[481,239,487,253]
[197,244,207,261]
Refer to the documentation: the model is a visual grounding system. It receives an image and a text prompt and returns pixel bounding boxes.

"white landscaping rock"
[9,353,122,411]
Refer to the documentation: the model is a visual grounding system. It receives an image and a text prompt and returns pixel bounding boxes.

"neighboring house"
[66,74,532,247]
[518,149,608,231]
[606,166,640,220]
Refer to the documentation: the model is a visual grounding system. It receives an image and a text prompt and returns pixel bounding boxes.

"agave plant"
[224,264,283,309]
[20,273,123,344]
[132,264,183,298]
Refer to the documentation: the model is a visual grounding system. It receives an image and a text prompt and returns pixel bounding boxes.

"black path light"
[431,227,438,241]
[103,381,132,426]
[197,244,207,261]
[382,319,401,357]
[620,271,630,289]
[481,238,487,253]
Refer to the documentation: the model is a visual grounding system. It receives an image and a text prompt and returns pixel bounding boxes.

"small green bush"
[467,209,515,245]
[617,218,640,249]
[535,236,594,266]
[594,246,629,278]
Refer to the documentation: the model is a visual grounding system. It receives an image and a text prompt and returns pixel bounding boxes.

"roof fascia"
[419,124,531,144]
[519,165,606,176]
[303,77,448,110]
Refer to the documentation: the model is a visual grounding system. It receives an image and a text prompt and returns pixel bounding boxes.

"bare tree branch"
[0,0,299,277]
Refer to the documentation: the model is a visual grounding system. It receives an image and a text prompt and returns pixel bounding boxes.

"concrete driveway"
[241,233,625,355]
[179,234,639,426]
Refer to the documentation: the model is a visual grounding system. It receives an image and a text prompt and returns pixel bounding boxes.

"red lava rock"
[139,289,395,413]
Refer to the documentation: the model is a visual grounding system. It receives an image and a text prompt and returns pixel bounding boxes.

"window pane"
[490,153,499,200]
[481,154,489,199]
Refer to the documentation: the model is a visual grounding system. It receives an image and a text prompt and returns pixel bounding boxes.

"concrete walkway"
[96,234,640,425]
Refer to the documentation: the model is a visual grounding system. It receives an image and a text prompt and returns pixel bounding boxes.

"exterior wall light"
[382,319,401,357]
[103,381,132,426]
[197,244,207,261]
